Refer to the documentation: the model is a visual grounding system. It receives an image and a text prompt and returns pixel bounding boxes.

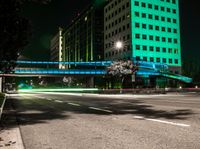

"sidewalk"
[0,97,24,149]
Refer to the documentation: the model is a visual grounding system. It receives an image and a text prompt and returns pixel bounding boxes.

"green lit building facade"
[104,0,181,74]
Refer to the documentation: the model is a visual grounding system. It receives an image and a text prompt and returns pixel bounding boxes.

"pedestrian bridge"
[1,60,193,83]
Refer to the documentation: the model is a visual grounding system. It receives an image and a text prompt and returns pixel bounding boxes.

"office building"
[104,0,181,73]
[50,27,63,68]
[62,2,106,69]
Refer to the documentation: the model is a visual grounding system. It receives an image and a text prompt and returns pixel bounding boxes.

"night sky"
[21,0,200,62]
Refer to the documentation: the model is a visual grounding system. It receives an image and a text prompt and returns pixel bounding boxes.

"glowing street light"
[115,41,123,49]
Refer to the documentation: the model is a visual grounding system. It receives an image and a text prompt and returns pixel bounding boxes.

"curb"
[0,96,6,121]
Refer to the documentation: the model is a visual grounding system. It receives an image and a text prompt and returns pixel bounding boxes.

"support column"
[86,77,94,88]
[0,77,2,93]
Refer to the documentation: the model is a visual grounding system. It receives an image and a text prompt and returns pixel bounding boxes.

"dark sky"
[21,0,200,62]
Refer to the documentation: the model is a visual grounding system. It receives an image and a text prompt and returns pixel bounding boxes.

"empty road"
[5,92,200,149]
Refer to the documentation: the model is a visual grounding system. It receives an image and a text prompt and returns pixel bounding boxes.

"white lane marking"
[68,102,81,106]
[46,98,52,101]
[133,116,190,127]
[89,107,113,113]
[54,100,63,103]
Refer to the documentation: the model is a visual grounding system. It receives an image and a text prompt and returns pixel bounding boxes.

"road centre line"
[54,100,63,103]
[133,116,190,127]
[67,102,81,106]
[89,107,113,113]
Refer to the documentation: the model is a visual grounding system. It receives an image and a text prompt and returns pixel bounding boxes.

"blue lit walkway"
[14,68,192,83]
[0,60,193,83]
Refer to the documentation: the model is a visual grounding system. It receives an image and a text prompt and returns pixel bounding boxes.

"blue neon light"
[16,61,112,66]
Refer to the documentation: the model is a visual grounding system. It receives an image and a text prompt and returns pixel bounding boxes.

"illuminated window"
[162,27,166,31]
[167,28,172,32]
[169,58,172,63]
[154,5,159,10]
[173,29,177,33]
[148,4,152,9]
[143,45,147,50]
[149,25,153,30]
[135,34,140,39]
[135,22,140,27]
[155,26,159,31]
[148,14,153,19]
[161,16,165,21]
[141,2,146,7]
[156,58,160,62]
[163,58,166,63]
[156,47,160,52]
[149,46,154,51]
[143,57,147,61]
[174,48,178,53]
[142,13,146,18]
[168,38,172,43]
[135,1,139,6]
[167,8,171,12]
[156,36,160,41]
[135,11,139,17]
[161,37,165,42]
[136,45,140,50]
[168,48,172,53]
[167,18,171,22]
[149,35,153,40]
[174,39,178,43]
[155,15,159,20]
[173,19,177,23]
[142,24,147,29]
[162,48,166,52]
[142,34,147,39]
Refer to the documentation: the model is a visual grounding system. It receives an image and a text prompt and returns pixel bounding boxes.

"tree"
[0,0,50,73]
[107,60,138,89]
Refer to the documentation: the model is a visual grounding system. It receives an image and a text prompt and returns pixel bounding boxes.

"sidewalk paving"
[0,97,24,149]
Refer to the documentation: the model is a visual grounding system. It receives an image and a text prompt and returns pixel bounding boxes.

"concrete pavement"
[0,95,24,149]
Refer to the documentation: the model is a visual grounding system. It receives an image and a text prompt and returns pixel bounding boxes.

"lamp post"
[115,41,123,50]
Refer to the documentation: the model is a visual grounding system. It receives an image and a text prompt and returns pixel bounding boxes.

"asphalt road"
[7,92,200,149]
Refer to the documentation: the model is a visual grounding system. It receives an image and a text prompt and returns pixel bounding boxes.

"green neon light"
[130,0,181,67]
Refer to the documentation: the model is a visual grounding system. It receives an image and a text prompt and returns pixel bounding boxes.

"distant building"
[62,2,106,69]
[104,0,181,73]
[50,27,63,68]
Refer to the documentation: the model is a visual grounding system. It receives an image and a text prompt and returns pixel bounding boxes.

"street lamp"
[115,41,123,49]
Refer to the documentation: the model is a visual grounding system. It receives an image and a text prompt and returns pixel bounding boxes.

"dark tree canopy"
[0,0,50,73]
